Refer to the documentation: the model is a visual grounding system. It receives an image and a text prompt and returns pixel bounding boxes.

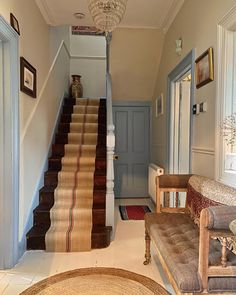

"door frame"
[166,49,195,173]
[112,101,152,197]
[0,16,20,269]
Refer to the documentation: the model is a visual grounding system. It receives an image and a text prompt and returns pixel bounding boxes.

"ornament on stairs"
[70,75,83,98]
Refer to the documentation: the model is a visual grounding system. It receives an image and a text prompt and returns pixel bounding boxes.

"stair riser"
[44,174,106,188]
[62,105,106,115]
[64,98,106,107]
[60,114,106,124]
[58,124,106,134]
[34,210,105,227]
[27,228,111,250]
[55,134,106,145]
[39,190,106,207]
[52,145,106,157]
[48,158,106,171]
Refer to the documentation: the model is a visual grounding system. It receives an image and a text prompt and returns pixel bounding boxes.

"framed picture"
[156,93,164,117]
[10,13,20,35]
[195,47,214,88]
[20,57,37,98]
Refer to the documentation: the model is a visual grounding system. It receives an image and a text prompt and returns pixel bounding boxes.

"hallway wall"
[1,0,50,131]
[151,0,236,178]
[70,34,106,98]
[110,28,165,101]
[1,1,70,245]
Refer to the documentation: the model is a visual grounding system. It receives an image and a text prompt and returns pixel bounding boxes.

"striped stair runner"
[45,98,100,252]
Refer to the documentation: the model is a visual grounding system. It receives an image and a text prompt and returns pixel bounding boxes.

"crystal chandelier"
[88,0,127,33]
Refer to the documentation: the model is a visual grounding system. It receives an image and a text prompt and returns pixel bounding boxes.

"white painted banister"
[106,72,115,233]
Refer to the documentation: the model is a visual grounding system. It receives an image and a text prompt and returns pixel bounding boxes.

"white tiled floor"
[0,198,175,294]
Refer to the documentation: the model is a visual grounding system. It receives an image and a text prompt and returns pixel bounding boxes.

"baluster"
[164,192,170,207]
[221,237,228,267]
[175,192,179,208]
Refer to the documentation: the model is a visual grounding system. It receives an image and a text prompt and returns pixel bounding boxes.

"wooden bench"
[144,174,236,295]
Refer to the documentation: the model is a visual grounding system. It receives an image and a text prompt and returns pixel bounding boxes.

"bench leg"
[143,229,151,265]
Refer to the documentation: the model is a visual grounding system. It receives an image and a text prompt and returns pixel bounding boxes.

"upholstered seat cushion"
[145,213,236,293]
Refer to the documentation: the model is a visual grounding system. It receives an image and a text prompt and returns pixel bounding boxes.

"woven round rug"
[20,267,169,295]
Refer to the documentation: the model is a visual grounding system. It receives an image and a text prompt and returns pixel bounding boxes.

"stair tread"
[45,170,106,176]
[40,186,106,194]
[49,156,106,161]
[34,203,105,213]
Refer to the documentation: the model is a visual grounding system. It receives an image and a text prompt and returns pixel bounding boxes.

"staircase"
[26,97,112,251]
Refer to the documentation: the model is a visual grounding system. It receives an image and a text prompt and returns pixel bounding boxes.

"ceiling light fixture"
[74,12,86,20]
[87,0,127,33]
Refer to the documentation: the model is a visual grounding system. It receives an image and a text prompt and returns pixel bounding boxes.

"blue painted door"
[113,106,150,198]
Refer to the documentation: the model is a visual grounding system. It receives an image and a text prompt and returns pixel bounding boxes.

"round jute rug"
[20,267,169,295]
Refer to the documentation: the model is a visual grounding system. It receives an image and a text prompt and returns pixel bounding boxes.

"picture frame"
[20,57,37,98]
[195,47,214,89]
[10,13,20,35]
[156,93,164,117]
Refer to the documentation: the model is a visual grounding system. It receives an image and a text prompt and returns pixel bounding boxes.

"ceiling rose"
[87,0,128,33]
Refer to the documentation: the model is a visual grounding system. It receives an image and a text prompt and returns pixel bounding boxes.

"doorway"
[167,50,195,174]
[113,103,150,198]
[172,71,191,174]
[167,50,195,207]
[0,16,19,269]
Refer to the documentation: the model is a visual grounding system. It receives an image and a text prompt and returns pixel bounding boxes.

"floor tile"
[2,284,30,295]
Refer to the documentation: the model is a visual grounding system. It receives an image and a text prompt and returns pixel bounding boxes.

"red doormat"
[119,205,151,220]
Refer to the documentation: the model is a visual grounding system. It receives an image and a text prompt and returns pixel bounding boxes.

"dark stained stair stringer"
[26,97,111,250]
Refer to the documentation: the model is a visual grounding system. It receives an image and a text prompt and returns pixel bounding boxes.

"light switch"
[200,102,207,112]
[192,104,200,115]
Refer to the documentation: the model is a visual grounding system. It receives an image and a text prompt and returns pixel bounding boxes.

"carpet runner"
[119,205,151,220]
[45,98,100,252]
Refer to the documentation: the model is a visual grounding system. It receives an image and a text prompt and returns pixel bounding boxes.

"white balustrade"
[106,73,115,236]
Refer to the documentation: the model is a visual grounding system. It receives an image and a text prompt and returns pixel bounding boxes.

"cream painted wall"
[1,0,50,132]
[70,34,106,98]
[0,1,70,243]
[50,25,70,61]
[110,28,165,101]
[151,0,236,178]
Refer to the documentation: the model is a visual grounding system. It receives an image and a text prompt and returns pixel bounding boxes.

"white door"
[169,72,191,207]
[173,79,191,173]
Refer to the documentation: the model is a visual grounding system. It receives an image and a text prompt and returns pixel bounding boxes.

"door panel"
[113,106,150,198]
[133,111,145,152]
[115,111,128,152]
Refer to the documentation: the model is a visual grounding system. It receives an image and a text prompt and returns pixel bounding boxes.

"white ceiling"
[36,0,185,32]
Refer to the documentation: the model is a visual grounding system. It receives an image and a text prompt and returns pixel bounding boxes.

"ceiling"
[36,0,185,32]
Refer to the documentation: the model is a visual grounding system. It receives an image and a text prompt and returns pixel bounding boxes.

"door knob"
[113,155,119,160]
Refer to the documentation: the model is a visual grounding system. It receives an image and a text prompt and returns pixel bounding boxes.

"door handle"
[113,155,119,160]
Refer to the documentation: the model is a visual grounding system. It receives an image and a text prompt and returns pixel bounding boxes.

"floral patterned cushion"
[187,175,236,254]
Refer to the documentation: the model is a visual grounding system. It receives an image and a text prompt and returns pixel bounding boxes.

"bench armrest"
[156,174,192,213]
[203,206,236,230]
[156,174,192,189]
